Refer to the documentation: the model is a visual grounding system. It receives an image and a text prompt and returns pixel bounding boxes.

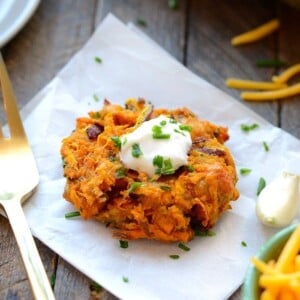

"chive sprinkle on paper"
[240,168,252,176]
[194,229,216,237]
[178,243,190,252]
[257,177,266,196]
[95,56,102,63]
[65,211,80,219]
[93,94,100,102]
[263,141,270,152]
[240,123,259,132]
[119,240,129,249]
[122,276,129,283]
[241,241,247,247]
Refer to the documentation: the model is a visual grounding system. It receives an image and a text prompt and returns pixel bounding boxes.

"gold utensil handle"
[3,198,55,300]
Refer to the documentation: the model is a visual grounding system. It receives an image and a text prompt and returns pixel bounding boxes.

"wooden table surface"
[1,1,300,299]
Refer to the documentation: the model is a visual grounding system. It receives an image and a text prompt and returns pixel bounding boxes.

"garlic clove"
[256,172,300,228]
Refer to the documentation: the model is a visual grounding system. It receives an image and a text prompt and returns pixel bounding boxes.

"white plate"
[0,0,40,48]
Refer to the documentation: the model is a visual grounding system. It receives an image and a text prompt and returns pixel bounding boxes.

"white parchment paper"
[19,14,300,300]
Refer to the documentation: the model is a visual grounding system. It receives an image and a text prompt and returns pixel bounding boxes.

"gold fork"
[0,53,55,300]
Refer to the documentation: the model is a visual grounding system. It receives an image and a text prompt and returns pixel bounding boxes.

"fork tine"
[0,53,26,139]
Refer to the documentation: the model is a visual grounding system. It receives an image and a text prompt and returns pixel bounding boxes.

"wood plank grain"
[278,2,300,138]
[3,0,97,109]
[53,258,92,300]
[54,257,119,300]
[186,0,279,125]
[186,2,280,299]
[0,215,56,299]
[96,0,188,61]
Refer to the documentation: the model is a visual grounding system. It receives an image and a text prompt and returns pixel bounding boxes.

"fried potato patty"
[61,98,239,242]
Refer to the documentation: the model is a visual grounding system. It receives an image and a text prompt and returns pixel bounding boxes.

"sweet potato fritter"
[61,98,239,242]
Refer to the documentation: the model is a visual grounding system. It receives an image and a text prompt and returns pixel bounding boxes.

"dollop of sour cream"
[120,115,192,177]
[256,172,300,228]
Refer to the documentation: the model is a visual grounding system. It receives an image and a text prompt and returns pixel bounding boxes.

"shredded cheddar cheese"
[241,82,300,101]
[226,78,286,90]
[252,224,300,299]
[272,64,300,84]
[231,19,280,46]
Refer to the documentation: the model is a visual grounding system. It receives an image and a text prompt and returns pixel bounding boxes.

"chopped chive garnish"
[50,273,56,288]
[136,18,147,27]
[153,133,171,139]
[257,177,266,196]
[240,123,259,132]
[187,165,195,172]
[169,254,180,259]
[122,276,129,283]
[168,0,179,10]
[131,143,143,158]
[153,155,163,168]
[152,125,161,133]
[163,158,173,170]
[174,128,185,136]
[115,167,126,178]
[194,229,216,237]
[161,158,175,175]
[178,243,190,252]
[65,211,80,219]
[111,136,121,148]
[160,168,175,175]
[240,168,252,176]
[119,240,128,249]
[152,125,171,139]
[154,157,175,175]
[160,120,167,126]
[128,182,142,193]
[169,118,177,124]
[93,94,100,102]
[95,56,102,63]
[179,124,192,132]
[263,141,270,152]
[159,185,171,191]
[241,241,247,247]
[122,137,127,145]
[256,59,286,68]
